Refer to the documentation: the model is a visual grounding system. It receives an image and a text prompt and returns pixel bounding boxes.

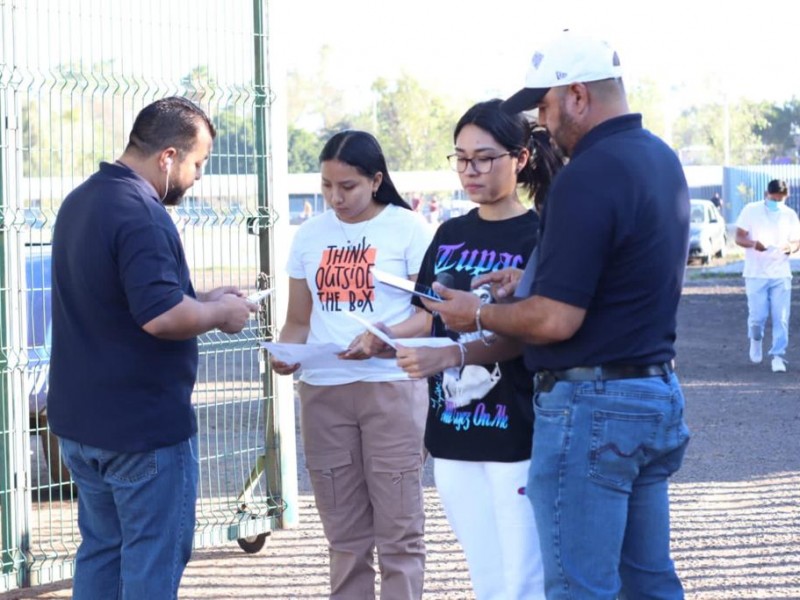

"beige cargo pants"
[299,379,428,600]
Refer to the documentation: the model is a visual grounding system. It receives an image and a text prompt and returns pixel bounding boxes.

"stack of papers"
[262,313,455,371]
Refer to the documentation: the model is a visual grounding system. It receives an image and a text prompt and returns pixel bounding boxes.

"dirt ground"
[5,267,800,599]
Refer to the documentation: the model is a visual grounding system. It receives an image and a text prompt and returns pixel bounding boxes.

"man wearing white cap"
[425,30,691,598]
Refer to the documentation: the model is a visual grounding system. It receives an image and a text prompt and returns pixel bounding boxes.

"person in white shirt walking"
[735,179,800,372]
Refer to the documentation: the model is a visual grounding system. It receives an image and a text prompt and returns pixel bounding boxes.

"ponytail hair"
[319,130,411,210]
[453,99,564,212]
[520,127,565,213]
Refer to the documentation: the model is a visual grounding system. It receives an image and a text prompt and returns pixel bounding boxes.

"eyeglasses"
[447,152,512,174]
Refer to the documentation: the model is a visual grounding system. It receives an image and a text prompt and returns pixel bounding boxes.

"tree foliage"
[205,108,256,174]
[287,126,320,173]
[753,98,800,162]
[671,99,767,165]
[19,57,800,184]
[363,74,459,171]
[287,45,349,133]
[627,78,669,138]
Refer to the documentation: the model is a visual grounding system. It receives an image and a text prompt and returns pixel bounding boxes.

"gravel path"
[5,274,800,599]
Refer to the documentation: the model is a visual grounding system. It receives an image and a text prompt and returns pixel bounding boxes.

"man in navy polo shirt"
[48,97,257,599]
[427,31,691,598]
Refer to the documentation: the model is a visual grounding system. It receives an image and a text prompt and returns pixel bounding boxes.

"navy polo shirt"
[523,114,690,372]
[48,162,199,453]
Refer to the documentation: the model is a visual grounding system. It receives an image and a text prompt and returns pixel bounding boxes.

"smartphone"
[371,268,442,302]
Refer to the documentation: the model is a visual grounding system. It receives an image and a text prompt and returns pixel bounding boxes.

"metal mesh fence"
[0,0,281,590]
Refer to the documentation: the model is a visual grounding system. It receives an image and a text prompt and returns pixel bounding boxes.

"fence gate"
[0,0,286,591]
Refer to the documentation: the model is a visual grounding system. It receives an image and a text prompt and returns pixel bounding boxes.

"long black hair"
[319,130,411,210]
[453,99,564,212]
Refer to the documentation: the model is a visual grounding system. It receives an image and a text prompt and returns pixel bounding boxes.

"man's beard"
[161,180,190,206]
[552,97,582,158]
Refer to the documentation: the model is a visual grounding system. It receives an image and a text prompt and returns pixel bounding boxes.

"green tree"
[21,61,129,179]
[753,98,800,162]
[672,99,767,165]
[206,108,256,174]
[364,73,459,171]
[287,126,321,173]
[287,45,348,132]
[627,78,669,139]
[181,65,216,105]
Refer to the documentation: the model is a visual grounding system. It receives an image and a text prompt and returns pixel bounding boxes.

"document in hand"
[261,341,345,370]
[344,311,456,349]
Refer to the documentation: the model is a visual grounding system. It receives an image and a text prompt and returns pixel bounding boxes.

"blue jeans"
[59,436,199,600]
[528,373,689,599]
[745,277,792,357]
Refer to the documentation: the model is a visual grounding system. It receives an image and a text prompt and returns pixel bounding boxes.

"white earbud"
[162,157,172,202]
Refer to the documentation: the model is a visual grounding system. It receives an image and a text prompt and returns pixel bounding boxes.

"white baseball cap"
[501,30,623,114]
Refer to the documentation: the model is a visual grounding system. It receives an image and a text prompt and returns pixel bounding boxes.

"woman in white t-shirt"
[270,130,433,599]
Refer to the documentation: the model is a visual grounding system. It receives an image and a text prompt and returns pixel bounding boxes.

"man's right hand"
[217,293,258,334]
[472,267,524,300]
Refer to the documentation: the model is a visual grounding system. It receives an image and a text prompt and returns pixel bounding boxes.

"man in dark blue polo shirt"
[427,31,690,598]
[48,97,256,599]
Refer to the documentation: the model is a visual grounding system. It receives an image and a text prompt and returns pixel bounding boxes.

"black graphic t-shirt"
[414,208,539,462]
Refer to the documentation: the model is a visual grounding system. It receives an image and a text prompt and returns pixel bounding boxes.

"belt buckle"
[534,371,556,393]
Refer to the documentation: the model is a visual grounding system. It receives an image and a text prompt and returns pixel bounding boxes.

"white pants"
[434,458,545,600]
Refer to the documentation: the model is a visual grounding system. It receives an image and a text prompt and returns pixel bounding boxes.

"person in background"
[710,192,724,215]
[734,179,800,372]
[269,130,433,599]
[359,99,563,599]
[302,198,314,221]
[48,96,256,599]
[424,31,691,598]
[428,198,439,223]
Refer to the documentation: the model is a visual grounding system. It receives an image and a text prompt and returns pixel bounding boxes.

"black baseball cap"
[767,179,789,195]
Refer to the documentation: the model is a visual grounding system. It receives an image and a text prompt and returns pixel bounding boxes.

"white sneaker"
[771,356,787,373]
[749,339,762,363]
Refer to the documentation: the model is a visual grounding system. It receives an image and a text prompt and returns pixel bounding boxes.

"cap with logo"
[501,30,623,114]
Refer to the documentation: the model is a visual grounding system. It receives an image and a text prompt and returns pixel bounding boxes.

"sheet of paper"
[261,341,346,370]
[393,337,457,348]
[344,312,457,350]
[765,246,787,258]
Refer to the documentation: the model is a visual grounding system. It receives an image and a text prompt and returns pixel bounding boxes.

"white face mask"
[443,364,502,408]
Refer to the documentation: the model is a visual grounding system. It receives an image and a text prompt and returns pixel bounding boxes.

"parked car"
[688,199,727,264]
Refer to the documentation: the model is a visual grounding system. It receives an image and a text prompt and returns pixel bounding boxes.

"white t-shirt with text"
[287,204,433,385]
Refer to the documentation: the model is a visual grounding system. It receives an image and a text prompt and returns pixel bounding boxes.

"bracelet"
[456,341,467,371]
[475,304,496,346]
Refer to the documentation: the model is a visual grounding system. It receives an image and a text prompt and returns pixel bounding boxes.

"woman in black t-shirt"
[359,99,563,599]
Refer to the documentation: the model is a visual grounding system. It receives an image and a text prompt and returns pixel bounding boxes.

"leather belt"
[534,362,674,393]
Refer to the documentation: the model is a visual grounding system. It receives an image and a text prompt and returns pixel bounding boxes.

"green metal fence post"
[0,7,26,583]
[252,0,284,524]
[0,58,11,581]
